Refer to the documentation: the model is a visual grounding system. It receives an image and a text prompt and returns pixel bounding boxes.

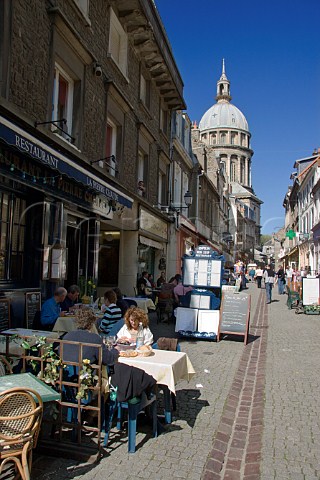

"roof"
[198,102,249,132]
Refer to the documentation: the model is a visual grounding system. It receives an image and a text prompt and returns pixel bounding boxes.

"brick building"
[0,0,186,325]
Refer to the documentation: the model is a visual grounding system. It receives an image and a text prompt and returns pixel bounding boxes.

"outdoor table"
[119,349,195,394]
[0,372,60,403]
[0,328,60,357]
[53,316,99,334]
[123,297,156,313]
[119,349,195,423]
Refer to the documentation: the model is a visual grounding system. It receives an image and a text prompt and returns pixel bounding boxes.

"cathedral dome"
[198,102,249,132]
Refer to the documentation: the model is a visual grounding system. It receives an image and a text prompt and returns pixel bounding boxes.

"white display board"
[197,310,220,335]
[302,277,320,306]
[175,307,198,332]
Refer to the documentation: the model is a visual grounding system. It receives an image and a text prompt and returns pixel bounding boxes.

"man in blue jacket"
[40,287,67,330]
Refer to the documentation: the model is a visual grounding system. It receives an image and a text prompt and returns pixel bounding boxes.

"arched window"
[220,132,226,144]
[230,162,236,182]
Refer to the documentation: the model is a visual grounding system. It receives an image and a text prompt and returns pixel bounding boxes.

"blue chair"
[152,341,180,423]
[103,391,158,453]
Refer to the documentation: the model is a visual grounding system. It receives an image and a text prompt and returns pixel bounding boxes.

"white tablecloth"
[53,316,98,334]
[123,297,156,313]
[119,349,195,394]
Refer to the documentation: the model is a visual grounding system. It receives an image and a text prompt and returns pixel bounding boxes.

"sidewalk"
[31,284,320,479]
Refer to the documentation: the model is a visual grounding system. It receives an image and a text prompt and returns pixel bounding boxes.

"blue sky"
[155,0,320,234]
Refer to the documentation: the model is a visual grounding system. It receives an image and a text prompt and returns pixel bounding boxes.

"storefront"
[0,114,133,326]
[137,207,168,284]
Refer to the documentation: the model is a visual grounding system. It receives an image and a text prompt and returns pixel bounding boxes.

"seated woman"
[117,307,153,346]
[62,308,119,366]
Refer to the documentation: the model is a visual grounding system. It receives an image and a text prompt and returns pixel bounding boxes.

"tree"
[260,234,272,246]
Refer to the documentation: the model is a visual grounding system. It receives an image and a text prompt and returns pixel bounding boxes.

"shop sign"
[0,116,133,208]
[140,208,168,240]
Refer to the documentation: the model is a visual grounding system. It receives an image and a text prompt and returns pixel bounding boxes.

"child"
[99,290,122,333]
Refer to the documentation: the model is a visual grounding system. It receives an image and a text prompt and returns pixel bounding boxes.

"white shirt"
[255,268,263,276]
[116,325,154,346]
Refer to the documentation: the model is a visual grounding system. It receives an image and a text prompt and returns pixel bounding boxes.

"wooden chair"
[0,355,13,376]
[0,387,43,480]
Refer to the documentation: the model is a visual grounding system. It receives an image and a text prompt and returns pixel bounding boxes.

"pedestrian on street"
[255,266,263,288]
[276,265,285,294]
[264,265,275,303]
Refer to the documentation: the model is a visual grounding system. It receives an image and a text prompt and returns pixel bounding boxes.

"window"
[108,8,128,77]
[52,64,74,142]
[140,73,150,109]
[158,158,169,207]
[74,0,89,16]
[240,158,245,184]
[220,132,226,144]
[230,162,236,182]
[105,94,125,177]
[0,192,26,281]
[105,118,119,177]
[160,107,169,135]
[138,149,148,197]
[231,132,237,145]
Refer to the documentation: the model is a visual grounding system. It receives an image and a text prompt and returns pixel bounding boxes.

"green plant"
[76,358,99,400]
[21,336,65,385]
[78,275,97,299]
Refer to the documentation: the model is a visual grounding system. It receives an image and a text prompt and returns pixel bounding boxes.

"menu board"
[0,298,10,331]
[218,292,250,344]
[25,292,41,329]
[302,277,320,306]
[183,246,222,288]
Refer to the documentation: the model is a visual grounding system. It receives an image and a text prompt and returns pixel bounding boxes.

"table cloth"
[119,349,195,394]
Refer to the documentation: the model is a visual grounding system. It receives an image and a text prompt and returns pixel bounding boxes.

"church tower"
[197,60,252,189]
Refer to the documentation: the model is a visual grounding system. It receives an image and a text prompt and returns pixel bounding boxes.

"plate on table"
[136,345,153,357]
[119,350,138,357]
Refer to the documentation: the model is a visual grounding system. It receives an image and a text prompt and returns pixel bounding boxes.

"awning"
[288,246,299,257]
[139,235,164,250]
[0,116,133,208]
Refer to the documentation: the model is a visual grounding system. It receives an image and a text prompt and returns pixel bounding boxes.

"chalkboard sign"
[218,292,251,344]
[25,292,41,328]
[0,298,10,331]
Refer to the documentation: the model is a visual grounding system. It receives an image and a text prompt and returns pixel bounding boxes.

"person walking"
[255,266,263,288]
[264,265,275,304]
[276,265,285,295]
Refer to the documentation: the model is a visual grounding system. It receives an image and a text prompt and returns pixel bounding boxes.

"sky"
[155,0,320,234]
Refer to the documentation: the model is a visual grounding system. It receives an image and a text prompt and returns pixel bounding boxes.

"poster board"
[25,292,41,329]
[302,277,320,306]
[182,245,222,288]
[0,298,10,331]
[218,292,250,345]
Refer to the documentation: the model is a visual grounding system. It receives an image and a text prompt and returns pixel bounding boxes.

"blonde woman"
[62,308,119,365]
[116,307,153,346]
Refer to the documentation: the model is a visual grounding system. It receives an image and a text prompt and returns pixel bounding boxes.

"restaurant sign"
[0,116,133,208]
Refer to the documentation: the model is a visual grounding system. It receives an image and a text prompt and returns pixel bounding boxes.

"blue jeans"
[265,283,273,303]
[278,279,284,294]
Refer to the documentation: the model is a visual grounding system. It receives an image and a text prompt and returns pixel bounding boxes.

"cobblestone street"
[32,283,320,479]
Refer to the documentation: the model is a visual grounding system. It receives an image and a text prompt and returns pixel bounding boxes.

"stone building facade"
[0,0,186,325]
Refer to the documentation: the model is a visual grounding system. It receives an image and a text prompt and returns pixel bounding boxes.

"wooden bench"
[286,286,300,309]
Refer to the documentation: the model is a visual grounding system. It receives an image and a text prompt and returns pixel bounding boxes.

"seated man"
[99,290,122,333]
[136,271,152,297]
[60,284,80,312]
[40,287,67,330]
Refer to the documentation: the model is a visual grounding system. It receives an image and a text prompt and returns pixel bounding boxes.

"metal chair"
[104,391,158,453]
[0,387,43,480]
[152,340,180,422]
